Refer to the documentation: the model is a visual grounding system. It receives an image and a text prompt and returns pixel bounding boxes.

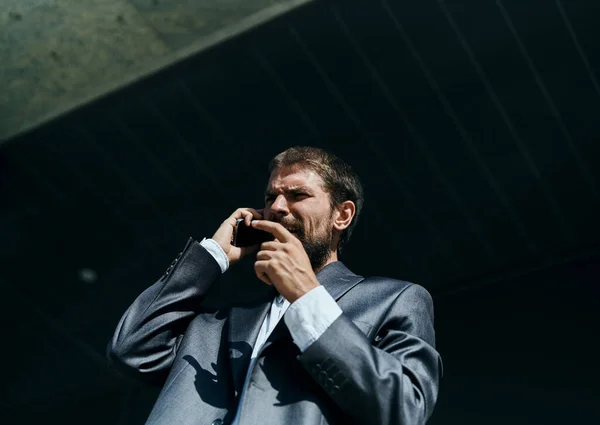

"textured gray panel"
[0,0,313,140]
[1,0,168,139]
[129,0,289,48]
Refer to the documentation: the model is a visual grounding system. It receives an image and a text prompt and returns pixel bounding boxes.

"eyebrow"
[264,186,312,197]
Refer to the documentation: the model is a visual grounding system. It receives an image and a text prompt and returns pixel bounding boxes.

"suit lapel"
[228,299,271,394]
[317,261,364,301]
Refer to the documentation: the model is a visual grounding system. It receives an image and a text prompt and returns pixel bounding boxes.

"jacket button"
[211,420,223,425]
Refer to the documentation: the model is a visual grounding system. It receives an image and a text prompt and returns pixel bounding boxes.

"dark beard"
[298,230,333,271]
[276,217,333,271]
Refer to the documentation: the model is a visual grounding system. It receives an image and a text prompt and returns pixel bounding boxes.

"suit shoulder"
[360,275,413,291]
[360,276,432,300]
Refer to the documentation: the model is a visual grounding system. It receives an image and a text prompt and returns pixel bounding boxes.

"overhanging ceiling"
[0,0,313,141]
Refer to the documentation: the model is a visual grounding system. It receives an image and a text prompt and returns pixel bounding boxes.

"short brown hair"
[268,146,364,253]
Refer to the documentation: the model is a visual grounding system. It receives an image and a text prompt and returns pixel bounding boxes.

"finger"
[259,241,283,251]
[246,208,263,221]
[243,211,253,227]
[238,210,253,227]
[254,261,273,285]
[246,208,265,226]
[251,220,293,243]
[231,208,264,223]
[255,250,273,261]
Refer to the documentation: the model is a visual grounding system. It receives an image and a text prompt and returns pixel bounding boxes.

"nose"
[269,194,289,217]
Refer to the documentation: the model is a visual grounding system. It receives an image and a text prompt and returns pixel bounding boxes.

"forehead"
[267,166,325,192]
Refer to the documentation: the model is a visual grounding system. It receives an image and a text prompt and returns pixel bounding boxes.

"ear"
[332,201,355,232]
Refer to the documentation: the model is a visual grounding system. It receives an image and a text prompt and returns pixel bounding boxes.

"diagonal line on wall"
[496,0,600,202]
[436,0,578,247]
[381,0,539,257]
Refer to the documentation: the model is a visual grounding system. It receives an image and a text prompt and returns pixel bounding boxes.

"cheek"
[310,213,331,234]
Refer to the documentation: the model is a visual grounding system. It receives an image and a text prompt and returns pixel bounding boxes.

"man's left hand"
[252,220,320,303]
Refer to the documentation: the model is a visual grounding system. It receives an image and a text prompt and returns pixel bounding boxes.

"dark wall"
[430,252,600,425]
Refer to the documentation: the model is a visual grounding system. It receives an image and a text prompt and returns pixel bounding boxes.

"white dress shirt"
[199,238,342,424]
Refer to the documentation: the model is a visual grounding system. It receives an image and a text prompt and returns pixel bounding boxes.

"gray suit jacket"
[107,238,442,425]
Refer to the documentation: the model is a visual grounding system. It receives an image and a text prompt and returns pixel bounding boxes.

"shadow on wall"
[429,252,600,425]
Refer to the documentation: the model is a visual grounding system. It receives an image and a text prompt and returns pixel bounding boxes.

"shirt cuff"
[284,286,342,352]
[199,238,229,274]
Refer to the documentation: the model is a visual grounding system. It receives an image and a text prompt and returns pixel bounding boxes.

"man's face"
[263,165,335,271]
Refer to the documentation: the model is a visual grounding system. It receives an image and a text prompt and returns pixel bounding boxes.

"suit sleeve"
[106,237,222,385]
[298,284,442,425]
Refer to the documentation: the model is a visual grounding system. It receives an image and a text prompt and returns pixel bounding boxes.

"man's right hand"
[211,208,263,266]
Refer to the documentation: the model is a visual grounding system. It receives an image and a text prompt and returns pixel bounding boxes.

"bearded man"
[107,146,442,425]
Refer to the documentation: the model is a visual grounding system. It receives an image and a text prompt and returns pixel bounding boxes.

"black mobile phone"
[233,218,273,247]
